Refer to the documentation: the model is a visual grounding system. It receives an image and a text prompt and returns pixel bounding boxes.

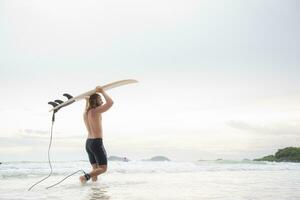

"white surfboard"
[49,79,138,112]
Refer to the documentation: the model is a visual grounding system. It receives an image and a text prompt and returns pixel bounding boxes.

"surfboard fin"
[63,93,73,99]
[48,101,59,107]
[48,93,75,113]
[54,100,64,104]
[48,101,61,113]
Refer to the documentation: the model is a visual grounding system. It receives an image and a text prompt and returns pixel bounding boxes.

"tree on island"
[254,147,300,162]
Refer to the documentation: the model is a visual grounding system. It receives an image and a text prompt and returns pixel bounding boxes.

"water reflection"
[88,186,110,200]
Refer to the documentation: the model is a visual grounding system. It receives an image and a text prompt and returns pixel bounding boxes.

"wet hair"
[88,93,102,110]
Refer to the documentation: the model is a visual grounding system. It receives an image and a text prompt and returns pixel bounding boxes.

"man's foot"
[79,175,87,184]
[79,173,91,184]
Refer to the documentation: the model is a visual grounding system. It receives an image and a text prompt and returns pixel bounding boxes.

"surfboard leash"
[27,112,55,191]
[28,94,88,191]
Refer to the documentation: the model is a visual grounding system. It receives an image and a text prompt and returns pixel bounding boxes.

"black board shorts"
[85,138,107,165]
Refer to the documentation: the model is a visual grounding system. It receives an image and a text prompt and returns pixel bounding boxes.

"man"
[79,86,113,183]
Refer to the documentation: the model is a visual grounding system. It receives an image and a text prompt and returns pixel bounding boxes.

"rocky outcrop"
[145,156,171,161]
[108,156,130,162]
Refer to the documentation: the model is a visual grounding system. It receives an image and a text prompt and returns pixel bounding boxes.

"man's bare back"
[84,110,103,138]
[83,87,113,139]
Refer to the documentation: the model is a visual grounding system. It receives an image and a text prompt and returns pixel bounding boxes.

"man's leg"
[89,165,107,178]
[91,163,98,182]
[80,165,107,183]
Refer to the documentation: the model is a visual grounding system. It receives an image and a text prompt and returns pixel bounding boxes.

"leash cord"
[27,113,54,191]
[28,112,87,191]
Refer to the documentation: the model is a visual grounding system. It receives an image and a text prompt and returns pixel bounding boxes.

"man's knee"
[99,165,107,173]
[91,163,98,170]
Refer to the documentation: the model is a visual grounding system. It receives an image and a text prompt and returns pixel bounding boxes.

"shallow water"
[1,160,300,200]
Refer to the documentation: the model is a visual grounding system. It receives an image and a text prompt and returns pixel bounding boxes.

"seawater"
[0,160,300,200]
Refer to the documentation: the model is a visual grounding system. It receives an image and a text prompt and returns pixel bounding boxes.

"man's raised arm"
[95,86,114,113]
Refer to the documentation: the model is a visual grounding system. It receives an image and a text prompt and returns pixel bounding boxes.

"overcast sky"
[0,0,299,161]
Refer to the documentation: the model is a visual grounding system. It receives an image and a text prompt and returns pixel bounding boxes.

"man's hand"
[95,86,104,93]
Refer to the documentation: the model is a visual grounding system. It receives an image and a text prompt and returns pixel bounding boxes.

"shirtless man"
[79,86,113,183]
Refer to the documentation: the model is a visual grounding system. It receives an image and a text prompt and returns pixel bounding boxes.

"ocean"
[1,160,300,200]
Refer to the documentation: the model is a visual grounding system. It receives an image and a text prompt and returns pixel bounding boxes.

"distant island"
[108,156,130,162]
[254,147,300,162]
[143,156,171,161]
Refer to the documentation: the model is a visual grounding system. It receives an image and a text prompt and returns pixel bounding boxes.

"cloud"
[21,129,49,135]
[0,136,47,147]
[226,120,300,136]
[17,129,84,139]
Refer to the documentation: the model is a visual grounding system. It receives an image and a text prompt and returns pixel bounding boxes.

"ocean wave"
[1,160,300,179]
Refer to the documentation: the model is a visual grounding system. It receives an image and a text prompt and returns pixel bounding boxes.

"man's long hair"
[88,93,102,111]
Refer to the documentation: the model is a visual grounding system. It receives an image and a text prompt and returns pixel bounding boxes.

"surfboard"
[49,79,138,112]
